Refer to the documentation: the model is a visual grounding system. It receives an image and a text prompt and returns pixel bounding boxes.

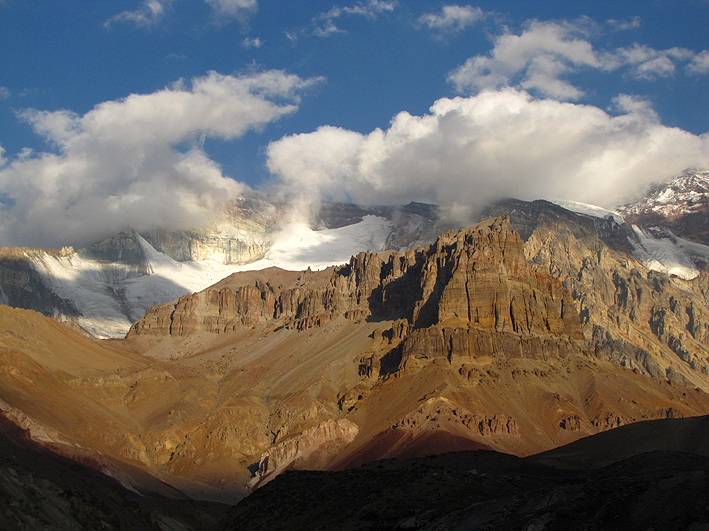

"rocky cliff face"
[478,199,709,392]
[141,199,274,264]
[4,208,709,502]
[130,217,581,343]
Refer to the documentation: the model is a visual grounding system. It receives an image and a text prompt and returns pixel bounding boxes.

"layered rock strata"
[130,216,582,345]
[482,199,709,391]
[4,214,709,501]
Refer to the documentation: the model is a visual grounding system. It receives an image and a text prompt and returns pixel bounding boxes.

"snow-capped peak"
[550,200,624,224]
[618,169,709,219]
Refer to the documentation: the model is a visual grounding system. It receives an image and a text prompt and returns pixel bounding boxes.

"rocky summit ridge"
[619,168,709,220]
[0,211,693,499]
[3,171,709,526]
[618,169,709,250]
[130,217,581,342]
[0,199,440,338]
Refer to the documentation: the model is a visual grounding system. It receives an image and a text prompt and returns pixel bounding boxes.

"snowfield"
[550,200,624,224]
[629,226,709,281]
[236,215,392,272]
[28,216,392,339]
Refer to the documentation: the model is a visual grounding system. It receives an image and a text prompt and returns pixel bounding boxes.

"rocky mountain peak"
[619,168,709,220]
[6,207,709,508]
[130,216,581,346]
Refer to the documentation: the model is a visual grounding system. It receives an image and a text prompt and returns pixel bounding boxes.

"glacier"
[28,215,392,339]
[551,198,709,281]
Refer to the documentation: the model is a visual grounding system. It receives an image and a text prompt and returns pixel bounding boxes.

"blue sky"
[0,0,708,248]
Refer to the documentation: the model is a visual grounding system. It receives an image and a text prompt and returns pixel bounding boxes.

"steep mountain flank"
[130,217,581,341]
[0,199,440,339]
[120,217,709,489]
[480,199,709,392]
[618,169,709,244]
[0,247,82,323]
[3,216,709,503]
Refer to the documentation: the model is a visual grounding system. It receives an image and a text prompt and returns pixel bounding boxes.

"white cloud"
[335,0,397,18]
[267,89,709,223]
[0,87,10,100]
[448,20,605,100]
[688,50,709,74]
[611,94,658,121]
[449,19,709,100]
[205,0,257,24]
[419,5,484,33]
[607,17,641,31]
[107,0,257,28]
[205,0,257,16]
[0,70,320,248]
[105,0,172,28]
[242,37,263,48]
[303,0,397,38]
[616,44,694,80]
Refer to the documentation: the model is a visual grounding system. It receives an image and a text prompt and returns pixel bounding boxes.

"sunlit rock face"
[0,199,442,339]
[6,174,709,504]
[129,217,582,343]
[482,198,709,392]
[4,210,709,504]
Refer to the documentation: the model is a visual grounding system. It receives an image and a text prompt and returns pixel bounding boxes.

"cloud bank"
[448,19,708,100]
[267,88,709,223]
[0,70,319,248]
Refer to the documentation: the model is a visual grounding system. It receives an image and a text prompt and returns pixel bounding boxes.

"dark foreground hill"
[228,449,709,531]
[227,416,709,531]
[0,415,228,531]
[2,412,709,530]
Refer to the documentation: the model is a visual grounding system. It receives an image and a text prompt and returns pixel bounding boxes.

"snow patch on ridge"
[630,226,709,280]
[30,216,392,338]
[551,198,709,281]
[550,200,624,224]
[235,215,392,272]
[31,241,237,338]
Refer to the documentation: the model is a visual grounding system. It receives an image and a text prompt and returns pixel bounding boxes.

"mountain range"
[2,169,709,528]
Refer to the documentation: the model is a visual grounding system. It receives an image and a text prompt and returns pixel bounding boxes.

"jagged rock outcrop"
[393,397,518,436]
[253,419,359,485]
[5,211,709,504]
[483,199,709,391]
[130,217,581,346]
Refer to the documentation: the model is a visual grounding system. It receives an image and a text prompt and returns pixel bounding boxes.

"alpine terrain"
[2,170,709,528]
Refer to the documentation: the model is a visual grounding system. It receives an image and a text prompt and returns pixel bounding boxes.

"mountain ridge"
[0,200,441,338]
[2,170,709,517]
[2,212,708,503]
[3,169,709,340]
